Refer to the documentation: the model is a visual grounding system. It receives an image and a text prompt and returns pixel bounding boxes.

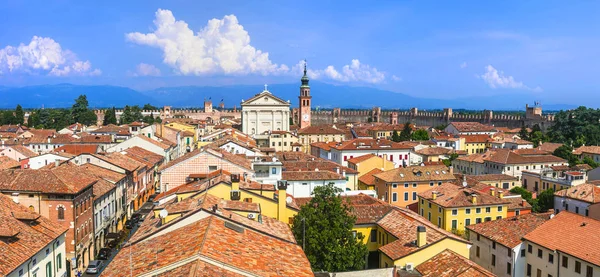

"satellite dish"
[159,209,168,219]
[286,196,293,204]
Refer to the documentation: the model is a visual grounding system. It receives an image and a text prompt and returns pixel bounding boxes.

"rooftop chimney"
[432,191,437,200]
[498,191,504,199]
[54,160,60,167]
[490,188,495,197]
[417,226,426,247]
[471,194,477,204]
[277,181,288,221]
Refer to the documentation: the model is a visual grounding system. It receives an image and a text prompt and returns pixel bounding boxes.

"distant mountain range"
[0,83,578,111]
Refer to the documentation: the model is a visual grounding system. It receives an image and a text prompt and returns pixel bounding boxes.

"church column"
[271,110,275,131]
[255,110,259,134]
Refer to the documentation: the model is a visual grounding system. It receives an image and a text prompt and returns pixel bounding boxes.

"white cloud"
[126,9,288,76]
[0,36,100,76]
[134,63,161,76]
[292,59,386,84]
[478,65,542,92]
[391,75,402,81]
[460,62,467,69]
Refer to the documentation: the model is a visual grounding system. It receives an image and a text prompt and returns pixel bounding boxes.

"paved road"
[82,201,154,276]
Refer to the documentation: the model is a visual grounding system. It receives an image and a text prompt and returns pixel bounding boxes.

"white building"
[1,194,68,277]
[466,213,551,277]
[318,138,414,167]
[553,183,600,216]
[241,86,291,136]
[522,212,600,277]
[105,135,175,162]
[251,157,283,185]
[27,153,72,169]
[282,170,347,197]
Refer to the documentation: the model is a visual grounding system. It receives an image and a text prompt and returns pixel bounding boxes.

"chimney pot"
[417,226,426,247]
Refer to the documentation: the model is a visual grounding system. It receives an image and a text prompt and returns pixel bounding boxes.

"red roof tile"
[359,168,384,186]
[449,122,495,133]
[53,144,99,155]
[413,249,496,277]
[0,163,97,194]
[466,212,551,248]
[523,211,600,266]
[554,183,600,203]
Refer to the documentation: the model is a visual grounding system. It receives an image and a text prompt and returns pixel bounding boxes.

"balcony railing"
[254,172,271,178]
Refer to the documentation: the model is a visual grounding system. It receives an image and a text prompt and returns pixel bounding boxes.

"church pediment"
[241,90,290,106]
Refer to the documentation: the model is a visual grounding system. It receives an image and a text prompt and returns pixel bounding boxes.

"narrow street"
[82,201,154,277]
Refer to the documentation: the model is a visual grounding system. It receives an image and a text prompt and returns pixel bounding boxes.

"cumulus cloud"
[126,9,288,76]
[0,36,100,76]
[391,75,402,82]
[460,62,467,69]
[133,63,161,76]
[478,65,542,92]
[291,59,386,84]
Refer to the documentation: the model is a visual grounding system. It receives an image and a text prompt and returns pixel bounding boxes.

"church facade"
[241,86,291,135]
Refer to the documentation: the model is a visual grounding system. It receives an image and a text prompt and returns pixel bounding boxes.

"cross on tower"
[264,84,268,91]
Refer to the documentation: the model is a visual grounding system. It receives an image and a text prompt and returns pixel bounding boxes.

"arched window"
[58,206,65,220]
[29,205,35,212]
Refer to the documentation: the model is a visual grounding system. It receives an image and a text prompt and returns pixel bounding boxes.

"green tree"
[1,110,16,125]
[71,95,95,125]
[14,105,24,125]
[552,145,580,166]
[534,189,555,213]
[399,122,412,141]
[548,106,600,146]
[143,103,158,110]
[28,110,41,128]
[510,187,533,203]
[411,129,429,141]
[391,130,401,142]
[291,183,368,272]
[120,106,133,124]
[518,126,529,140]
[529,131,545,147]
[583,156,600,168]
[104,107,118,125]
[443,153,459,167]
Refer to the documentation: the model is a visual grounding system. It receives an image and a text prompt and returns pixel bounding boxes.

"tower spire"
[301,59,309,88]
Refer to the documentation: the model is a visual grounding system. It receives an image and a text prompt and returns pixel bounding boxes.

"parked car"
[148,194,157,202]
[97,248,111,260]
[125,220,134,229]
[85,260,103,274]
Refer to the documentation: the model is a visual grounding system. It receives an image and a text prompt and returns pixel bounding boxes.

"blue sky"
[1,1,599,104]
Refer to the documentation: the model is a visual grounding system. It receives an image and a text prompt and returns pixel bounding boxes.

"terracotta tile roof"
[455,152,491,164]
[377,208,468,260]
[297,124,345,135]
[460,134,491,144]
[53,144,99,155]
[419,183,510,208]
[128,121,144,127]
[0,156,20,170]
[92,179,116,200]
[26,129,57,137]
[359,168,384,186]
[80,163,127,184]
[551,164,592,172]
[574,145,600,155]
[121,146,164,167]
[466,212,551,248]
[206,134,257,149]
[341,194,394,224]
[332,138,415,151]
[537,142,563,153]
[523,211,600,266]
[283,170,346,181]
[466,174,518,182]
[373,165,456,183]
[0,125,24,133]
[512,148,551,156]
[95,152,145,172]
[153,259,240,277]
[275,151,359,174]
[449,122,495,133]
[367,123,407,132]
[310,141,336,151]
[413,249,496,277]
[77,134,112,143]
[347,153,379,165]
[484,148,566,165]
[136,134,172,150]
[416,147,452,156]
[90,124,130,135]
[159,148,251,172]
[0,163,97,194]
[554,183,600,203]
[0,194,68,276]
[504,196,532,211]
[239,179,275,191]
[7,145,38,158]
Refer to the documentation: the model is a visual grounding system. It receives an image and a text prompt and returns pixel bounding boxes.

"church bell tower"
[299,60,312,129]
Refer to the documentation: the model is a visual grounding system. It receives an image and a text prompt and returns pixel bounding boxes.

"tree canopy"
[71,95,97,125]
[291,183,368,272]
[399,122,412,141]
[548,106,600,147]
[104,107,118,125]
[411,129,429,141]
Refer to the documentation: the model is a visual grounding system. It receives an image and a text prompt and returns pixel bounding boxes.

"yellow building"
[347,153,395,177]
[154,172,299,224]
[418,183,509,233]
[366,124,405,140]
[313,194,472,270]
[296,125,345,154]
[460,134,490,154]
[358,168,383,190]
[267,130,301,152]
[463,174,520,190]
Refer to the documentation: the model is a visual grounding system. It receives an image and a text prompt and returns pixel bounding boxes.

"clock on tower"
[299,60,312,129]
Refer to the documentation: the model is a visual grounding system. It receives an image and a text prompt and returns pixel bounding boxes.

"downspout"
[557,251,560,277]
[27,258,32,277]
[512,248,517,277]
[53,238,57,274]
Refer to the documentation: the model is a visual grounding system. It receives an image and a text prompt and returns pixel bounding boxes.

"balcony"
[254,172,271,178]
